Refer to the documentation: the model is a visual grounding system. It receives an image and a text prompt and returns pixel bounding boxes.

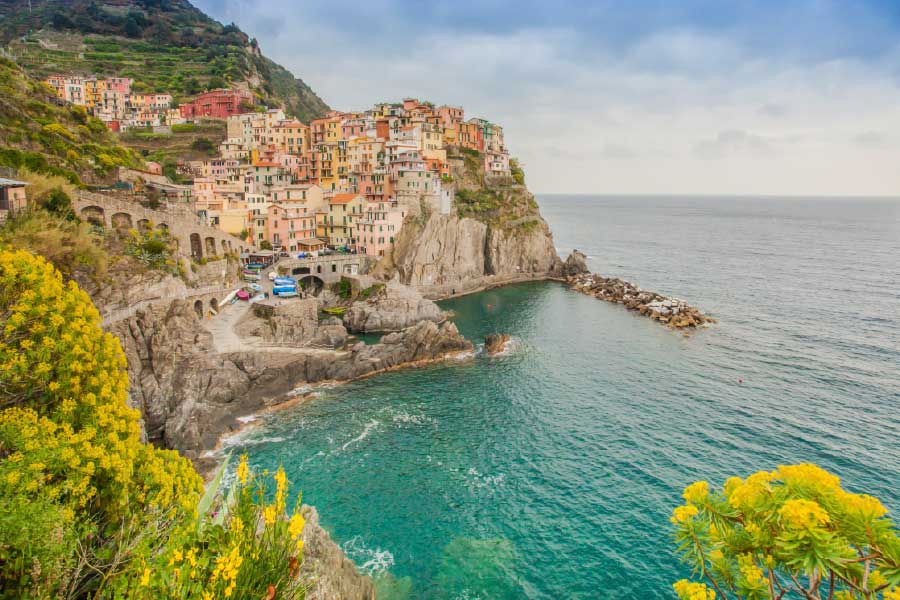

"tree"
[259,240,273,250]
[670,464,900,600]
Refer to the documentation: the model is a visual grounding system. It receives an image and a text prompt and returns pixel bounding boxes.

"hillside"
[0,0,329,122]
[0,57,142,183]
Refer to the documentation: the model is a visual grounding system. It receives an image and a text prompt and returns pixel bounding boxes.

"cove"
[230,196,900,599]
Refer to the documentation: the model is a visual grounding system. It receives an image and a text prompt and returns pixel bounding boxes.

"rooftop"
[0,178,28,188]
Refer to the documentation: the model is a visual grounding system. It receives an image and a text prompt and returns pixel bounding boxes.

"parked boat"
[236,290,250,301]
[273,285,298,296]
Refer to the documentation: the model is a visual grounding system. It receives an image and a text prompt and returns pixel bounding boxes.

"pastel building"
[324,193,366,249]
[358,201,406,257]
[266,203,319,253]
[180,89,253,119]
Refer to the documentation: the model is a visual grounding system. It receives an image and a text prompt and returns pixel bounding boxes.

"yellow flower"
[776,463,840,491]
[139,567,150,586]
[779,499,830,530]
[737,554,766,588]
[264,504,277,526]
[839,492,888,519]
[673,579,715,600]
[683,481,709,505]
[671,504,699,525]
[289,512,305,538]
[236,453,249,485]
[884,587,900,600]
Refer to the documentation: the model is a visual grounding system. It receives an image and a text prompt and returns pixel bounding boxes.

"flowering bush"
[124,224,177,272]
[671,464,900,599]
[0,248,202,597]
[116,454,307,600]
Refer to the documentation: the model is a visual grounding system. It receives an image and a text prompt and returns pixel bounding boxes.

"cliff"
[375,148,562,297]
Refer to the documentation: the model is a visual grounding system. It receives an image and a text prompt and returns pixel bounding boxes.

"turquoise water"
[229,196,900,599]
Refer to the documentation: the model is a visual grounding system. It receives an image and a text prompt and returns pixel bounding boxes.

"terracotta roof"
[253,161,280,168]
[330,193,362,204]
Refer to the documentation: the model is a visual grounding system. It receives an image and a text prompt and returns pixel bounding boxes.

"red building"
[179,89,253,119]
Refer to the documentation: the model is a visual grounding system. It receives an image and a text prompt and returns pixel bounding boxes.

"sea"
[226,195,900,599]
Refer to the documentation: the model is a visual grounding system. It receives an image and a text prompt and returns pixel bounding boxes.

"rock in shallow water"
[484,333,511,355]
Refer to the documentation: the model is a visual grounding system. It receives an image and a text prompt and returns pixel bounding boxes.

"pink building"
[266,203,318,253]
[358,201,405,257]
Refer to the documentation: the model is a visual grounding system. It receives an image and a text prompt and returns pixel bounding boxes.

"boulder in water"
[484,333,511,355]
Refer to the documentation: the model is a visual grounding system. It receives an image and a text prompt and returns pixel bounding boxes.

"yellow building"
[325,193,366,249]
[83,78,106,108]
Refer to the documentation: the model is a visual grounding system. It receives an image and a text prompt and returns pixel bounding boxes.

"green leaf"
[197,453,230,526]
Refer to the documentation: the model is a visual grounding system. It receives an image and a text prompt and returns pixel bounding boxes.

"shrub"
[42,122,77,142]
[671,463,900,600]
[117,455,307,599]
[0,249,203,596]
[259,240,273,250]
[171,123,196,133]
[0,209,107,278]
[125,225,176,272]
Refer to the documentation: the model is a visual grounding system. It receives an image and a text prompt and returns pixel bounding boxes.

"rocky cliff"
[375,149,562,297]
[343,280,446,332]
[108,299,472,459]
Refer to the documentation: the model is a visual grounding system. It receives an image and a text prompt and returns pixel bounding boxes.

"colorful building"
[179,89,253,119]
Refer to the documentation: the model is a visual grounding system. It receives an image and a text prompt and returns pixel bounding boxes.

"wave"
[340,419,379,451]
[341,536,395,575]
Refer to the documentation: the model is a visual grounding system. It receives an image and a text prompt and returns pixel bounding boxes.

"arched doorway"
[221,239,229,255]
[193,299,204,318]
[299,275,325,296]
[210,298,219,313]
[111,212,133,230]
[137,218,151,232]
[190,233,203,260]
[80,205,105,226]
[205,237,216,257]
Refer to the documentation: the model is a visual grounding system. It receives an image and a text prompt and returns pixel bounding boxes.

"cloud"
[599,144,636,159]
[693,130,775,159]
[194,0,900,195]
[852,130,890,148]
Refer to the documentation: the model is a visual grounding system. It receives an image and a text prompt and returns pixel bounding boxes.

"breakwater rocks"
[567,272,714,329]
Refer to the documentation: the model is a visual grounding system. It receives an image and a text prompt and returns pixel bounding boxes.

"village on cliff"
[38,76,512,260]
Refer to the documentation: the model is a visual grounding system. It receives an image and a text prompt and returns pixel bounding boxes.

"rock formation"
[109,302,472,459]
[484,333,511,355]
[343,280,445,332]
[236,299,349,349]
[300,505,376,600]
[567,271,714,329]
[372,150,562,298]
[560,250,590,277]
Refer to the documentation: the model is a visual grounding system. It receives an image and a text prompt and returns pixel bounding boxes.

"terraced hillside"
[0,0,329,122]
[0,57,142,184]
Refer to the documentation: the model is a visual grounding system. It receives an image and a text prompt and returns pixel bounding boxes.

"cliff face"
[377,150,562,297]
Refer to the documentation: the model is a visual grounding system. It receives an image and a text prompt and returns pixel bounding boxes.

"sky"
[194,0,900,196]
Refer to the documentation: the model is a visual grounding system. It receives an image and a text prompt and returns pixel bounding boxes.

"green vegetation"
[322,306,347,316]
[124,225,177,272]
[0,58,142,184]
[510,158,525,185]
[170,123,196,133]
[671,463,900,600]
[0,0,329,122]
[259,240,273,250]
[0,207,108,279]
[335,278,353,300]
[358,283,385,300]
[123,119,227,165]
[0,249,309,598]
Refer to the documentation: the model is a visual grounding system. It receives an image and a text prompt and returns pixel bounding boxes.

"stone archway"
[158,223,169,233]
[221,239,229,255]
[111,212,133,230]
[193,299,204,318]
[137,218,151,232]
[299,275,325,296]
[210,298,219,313]
[190,233,203,260]
[81,205,105,226]
[205,237,216,257]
